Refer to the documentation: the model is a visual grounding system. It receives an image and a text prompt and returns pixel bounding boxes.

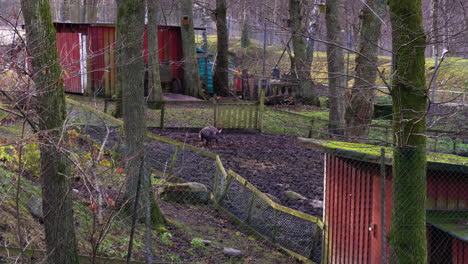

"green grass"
[304,139,468,165]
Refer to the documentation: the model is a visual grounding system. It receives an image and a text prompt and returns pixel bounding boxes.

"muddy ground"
[148,128,325,217]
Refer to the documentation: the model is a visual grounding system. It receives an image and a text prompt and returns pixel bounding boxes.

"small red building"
[54,22,184,97]
[300,139,468,264]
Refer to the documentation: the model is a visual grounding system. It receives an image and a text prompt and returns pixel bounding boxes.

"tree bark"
[20,0,79,263]
[117,0,165,225]
[180,0,201,97]
[214,0,229,96]
[326,0,347,136]
[344,0,386,141]
[388,0,428,262]
[147,0,163,102]
[289,0,319,105]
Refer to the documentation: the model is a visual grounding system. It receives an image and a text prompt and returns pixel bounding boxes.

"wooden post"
[272,209,278,243]
[217,174,233,205]
[453,138,457,153]
[246,194,256,223]
[258,89,265,132]
[308,117,315,138]
[160,101,165,128]
[168,146,179,176]
[104,99,109,114]
[213,100,218,127]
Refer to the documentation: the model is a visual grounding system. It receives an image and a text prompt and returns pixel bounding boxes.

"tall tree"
[388,0,428,262]
[117,0,165,224]
[147,0,163,102]
[20,0,79,263]
[180,0,202,97]
[289,0,320,105]
[240,0,250,48]
[214,0,229,96]
[325,0,347,136]
[344,0,386,141]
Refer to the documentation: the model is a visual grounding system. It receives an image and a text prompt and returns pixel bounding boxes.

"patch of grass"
[190,237,205,250]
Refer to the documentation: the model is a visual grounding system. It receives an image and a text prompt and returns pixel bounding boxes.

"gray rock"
[284,190,307,201]
[201,239,212,245]
[223,248,244,257]
[162,182,209,204]
[26,197,43,221]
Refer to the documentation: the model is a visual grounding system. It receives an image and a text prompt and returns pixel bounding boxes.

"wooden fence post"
[213,100,218,127]
[258,89,265,132]
[160,101,165,129]
[308,118,315,138]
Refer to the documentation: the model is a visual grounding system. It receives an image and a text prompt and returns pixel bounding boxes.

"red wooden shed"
[54,22,184,97]
[300,139,468,264]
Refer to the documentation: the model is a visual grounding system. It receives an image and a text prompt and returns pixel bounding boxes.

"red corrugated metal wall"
[324,154,376,264]
[143,26,184,80]
[87,25,183,97]
[88,26,116,97]
[427,172,468,210]
[56,32,82,94]
[325,153,467,263]
[452,238,468,263]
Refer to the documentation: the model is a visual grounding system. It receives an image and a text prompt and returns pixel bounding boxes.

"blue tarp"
[197,48,214,94]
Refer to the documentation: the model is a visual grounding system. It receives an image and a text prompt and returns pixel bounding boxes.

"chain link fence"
[300,139,468,264]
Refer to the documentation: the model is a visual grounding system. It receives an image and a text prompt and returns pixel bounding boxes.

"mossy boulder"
[162,182,209,204]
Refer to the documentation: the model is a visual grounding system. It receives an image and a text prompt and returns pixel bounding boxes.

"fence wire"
[67,99,324,263]
[67,99,468,264]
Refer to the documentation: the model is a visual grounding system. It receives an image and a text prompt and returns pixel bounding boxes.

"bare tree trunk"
[389,0,428,262]
[344,0,386,141]
[240,0,250,48]
[201,6,209,51]
[326,0,347,136]
[20,0,79,263]
[289,0,320,105]
[180,0,201,97]
[214,0,229,96]
[117,0,165,225]
[148,0,163,102]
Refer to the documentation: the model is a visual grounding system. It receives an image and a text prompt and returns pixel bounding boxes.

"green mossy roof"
[427,210,468,242]
[299,138,468,172]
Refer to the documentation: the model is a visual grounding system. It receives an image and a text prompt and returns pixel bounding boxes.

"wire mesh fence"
[65,97,468,263]
[303,139,468,264]
[67,98,325,263]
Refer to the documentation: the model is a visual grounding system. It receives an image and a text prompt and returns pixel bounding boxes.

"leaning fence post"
[168,146,179,176]
[272,209,278,243]
[246,194,256,223]
[258,89,265,132]
[160,101,165,129]
[380,148,387,264]
[217,173,234,205]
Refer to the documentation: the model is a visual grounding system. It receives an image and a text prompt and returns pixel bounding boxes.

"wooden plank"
[363,168,372,264]
[324,154,331,263]
[349,165,357,263]
[331,156,339,264]
[109,31,116,96]
[357,168,365,264]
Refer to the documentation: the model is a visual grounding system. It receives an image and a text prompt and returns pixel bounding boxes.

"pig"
[199,126,222,146]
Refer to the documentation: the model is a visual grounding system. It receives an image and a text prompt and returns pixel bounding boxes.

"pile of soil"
[149,128,325,217]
